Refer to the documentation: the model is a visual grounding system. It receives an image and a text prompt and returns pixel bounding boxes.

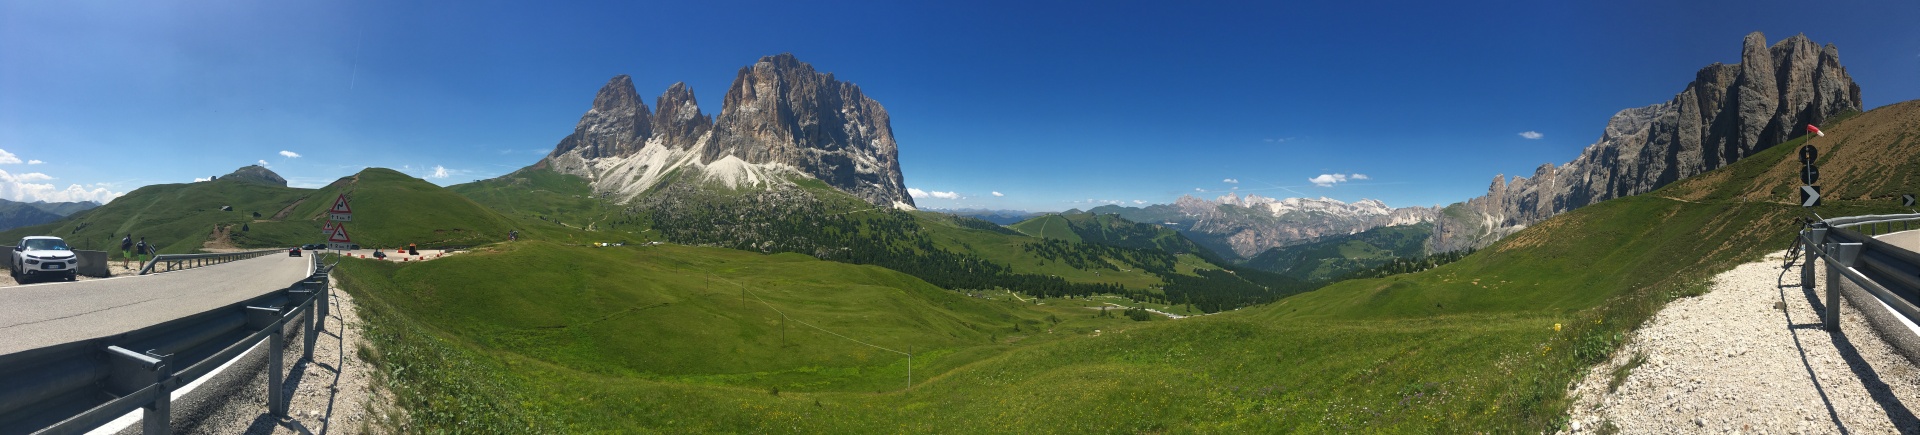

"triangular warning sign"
[328,224,353,243]
[330,194,352,214]
[329,193,353,222]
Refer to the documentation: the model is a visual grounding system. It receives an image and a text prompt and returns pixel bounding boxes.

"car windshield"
[23,239,69,251]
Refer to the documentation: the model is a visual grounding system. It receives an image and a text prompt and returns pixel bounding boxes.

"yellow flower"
[1553,323,1562,332]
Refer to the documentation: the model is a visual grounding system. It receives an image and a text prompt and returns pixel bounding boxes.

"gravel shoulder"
[120,268,392,434]
[1562,250,1920,434]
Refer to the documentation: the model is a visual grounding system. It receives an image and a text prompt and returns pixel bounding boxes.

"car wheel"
[67,273,77,282]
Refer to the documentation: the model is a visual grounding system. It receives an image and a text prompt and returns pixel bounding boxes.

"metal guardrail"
[1797,213,1920,332]
[137,248,283,275]
[1,254,334,434]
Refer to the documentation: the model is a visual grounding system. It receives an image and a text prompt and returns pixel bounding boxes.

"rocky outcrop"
[1432,32,1860,252]
[540,54,913,207]
[222,165,287,187]
[1091,194,1440,260]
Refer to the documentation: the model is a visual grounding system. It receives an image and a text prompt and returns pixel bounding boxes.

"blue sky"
[2,1,1916,211]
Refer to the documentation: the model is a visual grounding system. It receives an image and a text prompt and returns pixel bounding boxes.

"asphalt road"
[0,253,310,356]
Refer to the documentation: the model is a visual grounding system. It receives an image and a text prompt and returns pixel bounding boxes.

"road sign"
[322,221,335,236]
[1800,145,1818,164]
[1801,185,1822,207]
[1801,164,1820,185]
[327,223,354,251]
[329,194,352,222]
[1904,194,1915,207]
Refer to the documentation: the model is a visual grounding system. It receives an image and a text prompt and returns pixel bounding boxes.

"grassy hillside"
[0,178,309,254]
[447,168,654,241]
[0,167,591,256]
[1245,223,1432,281]
[239,168,578,249]
[1007,214,1081,242]
[338,241,1160,431]
[346,100,1920,432]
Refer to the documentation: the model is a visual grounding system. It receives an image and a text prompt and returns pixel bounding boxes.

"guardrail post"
[1804,228,1827,293]
[247,306,287,418]
[108,346,171,435]
[1825,242,1864,330]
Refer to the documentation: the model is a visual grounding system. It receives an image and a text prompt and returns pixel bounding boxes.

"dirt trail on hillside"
[1561,250,1920,434]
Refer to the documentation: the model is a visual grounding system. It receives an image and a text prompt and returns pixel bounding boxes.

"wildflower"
[1553,323,1562,332]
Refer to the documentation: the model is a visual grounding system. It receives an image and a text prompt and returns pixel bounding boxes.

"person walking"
[135,237,150,268]
[119,234,133,268]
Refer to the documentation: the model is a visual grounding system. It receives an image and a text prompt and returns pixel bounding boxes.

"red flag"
[1807,124,1825,137]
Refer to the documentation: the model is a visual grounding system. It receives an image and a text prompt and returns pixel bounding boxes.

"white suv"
[12,236,79,282]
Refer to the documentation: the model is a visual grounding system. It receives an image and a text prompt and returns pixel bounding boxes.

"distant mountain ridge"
[0,198,99,232]
[1430,32,1861,252]
[1089,193,1439,260]
[539,54,912,208]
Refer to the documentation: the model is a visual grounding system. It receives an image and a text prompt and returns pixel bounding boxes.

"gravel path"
[1563,250,1920,434]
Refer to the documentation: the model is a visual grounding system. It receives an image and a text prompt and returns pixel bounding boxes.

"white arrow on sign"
[1801,185,1822,207]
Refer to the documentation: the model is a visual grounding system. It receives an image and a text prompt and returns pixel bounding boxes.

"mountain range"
[537,53,913,208]
[1079,32,1860,259]
[1088,194,1437,260]
[0,198,100,232]
[1429,32,1860,251]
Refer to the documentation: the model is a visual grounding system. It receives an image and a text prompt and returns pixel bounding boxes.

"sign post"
[326,193,353,252]
[1800,145,1820,208]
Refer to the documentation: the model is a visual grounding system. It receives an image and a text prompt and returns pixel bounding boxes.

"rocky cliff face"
[1430,32,1860,252]
[1092,194,1440,260]
[540,54,913,207]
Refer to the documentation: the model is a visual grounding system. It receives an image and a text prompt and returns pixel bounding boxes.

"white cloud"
[1309,173,1353,187]
[1352,173,1370,180]
[431,165,450,179]
[0,149,20,165]
[1223,178,1239,184]
[279,150,302,158]
[909,187,961,199]
[0,169,123,203]
[257,159,270,167]
[26,160,43,165]
[1195,188,1206,192]
[991,191,1004,197]
[1519,131,1543,139]
[1264,137,1295,143]
[193,176,212,182]
[1133,200,1147,205]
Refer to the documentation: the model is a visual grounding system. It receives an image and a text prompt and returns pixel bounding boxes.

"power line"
[730,280,914,392]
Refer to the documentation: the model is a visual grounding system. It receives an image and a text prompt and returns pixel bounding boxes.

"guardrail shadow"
[1779,266,1853,434]
[1781,261,1920,434]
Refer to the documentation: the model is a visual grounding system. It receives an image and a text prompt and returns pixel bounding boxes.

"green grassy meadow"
[330,101,1920,432]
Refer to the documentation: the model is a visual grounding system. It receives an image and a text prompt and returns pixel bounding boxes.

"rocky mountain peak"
[653,82,712,150]
[1430,32,1861,252]
[549,75,652,160]
[538,55,913,208]
[222,164,287,187]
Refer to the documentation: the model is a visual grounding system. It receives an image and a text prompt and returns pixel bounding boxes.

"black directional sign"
[1802,185,1822,207]
[1800,145,1819,163]
[1801,164,1820,185]
[1904,194,1915,207]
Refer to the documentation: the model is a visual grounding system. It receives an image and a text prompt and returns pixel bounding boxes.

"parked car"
[288,247,302,257]
[12,236,78,282]
[301,243,326,250]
